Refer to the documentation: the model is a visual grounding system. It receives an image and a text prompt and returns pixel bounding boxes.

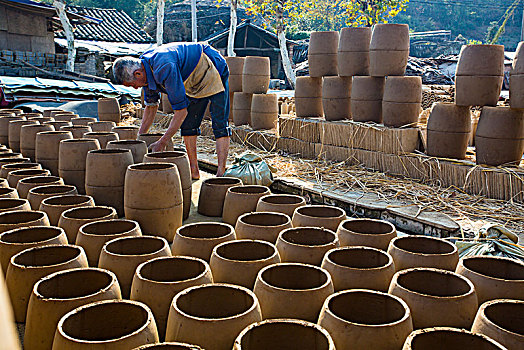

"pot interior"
[261,264,328,290]
[342,219,394,235]
[260,195,304,205]
[409,329,503,349]
[394,236,455,255]
[0,211,44,224]
[328,247,390,269]
[10,169,47,177]
[130,163,173,171]
[31,185,75,195]
[20,176,60,185]
[43,195,91,206]
[484,301,524,336]
[37,269,113,299]
[397,269,471,297]
[0,188,15,196]
[105,237,165,256]
[82,220,136,236]
[63,207,114,220]
[463,257,524,281]
[0,199,27,210]
[178,223,232,239]
[147,151,186,159]
[14,245,80,267]
[240,212,289,227]
[1,226,61,244]
[296,206,344,218]
[281,228,335,246]
[216,240,275,261]
[204,177,241,186]
[140,257,206,282]
[229,186,268,195]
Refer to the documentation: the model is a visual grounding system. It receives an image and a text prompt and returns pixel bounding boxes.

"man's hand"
[150,139,168,152]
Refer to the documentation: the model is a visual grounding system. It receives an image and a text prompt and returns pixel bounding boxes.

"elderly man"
[112,42,231,179]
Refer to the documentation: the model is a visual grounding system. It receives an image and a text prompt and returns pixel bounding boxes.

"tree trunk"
[276,2,295,88]
[227,0,237,56]
[156,0,165,46]
[53,0,75,72]
[191,0,197,41]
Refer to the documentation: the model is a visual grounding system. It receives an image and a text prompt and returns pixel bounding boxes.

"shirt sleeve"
[153,62,189,110]
[143,86,160,106]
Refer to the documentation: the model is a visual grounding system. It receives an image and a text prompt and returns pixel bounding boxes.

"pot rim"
[61,206,116,222]
[202,177,242,187]
[0,187,16,195]
[0,225,64,245]
[133,342,204,349]
[79,218,139,237]
[29,184,76,196]
[135,255,210,285]
[295,205,346,220]
[102,235,169,257]
[257,262,332,292]
[258,194,306,206]
[84,132,117,136]
[0,198,28,209]
[0,210,46,225]
[10,244,84,269]
[403,326,507,349]
[9,169,47,176]
[18,175,61,184]
[88,148,131,155]
[1,162,39,170]
[477,299,524,338]
[278,226,338,248]
[176,222,235,241]
[459,255,524,282]
[128,162,176,171]
[324,246,394,271]
[107,140,145,145]
[113,126,139,130]
[237,212,291,229]
[212,239,279,263]
[390,236,457,257]
[145,151,187,159]
[227,185,270,195]
[40,194,93,208]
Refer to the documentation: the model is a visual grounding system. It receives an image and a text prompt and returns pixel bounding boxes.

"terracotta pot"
[382,101,421,127]
[369,49,409,77]
[138,133,175,151]
[53,113,77,122]
[402,327,507,350]
[44,121,72,131]
[59,206,117,244]
[0,177,6,187]
[226,57,245,75]
[112,126,140,140]
[0,115,25,145]
[255,194,306,217]
[27,184,77,210]
[5,244,88,322]
[337,218,396,250]
[60,125,92,139]
[295,77,323,117]
[16,175,63,199]
[71,117,97,126]
[0,210,50,236]
[276,227,339,265]
[249,94,278,130]
[291,205,345,232]
[509,74,524,109]
[28,117,53,124]
[0,152,22,160]
[456,44,504,76]
[108,140,148,163]
[383,76,422,104]
[222,185,271,225]
[98,98,121,123]
[0,198,30,213]
[455,255,524,304]
[53,299,159,349]
[83,131,119,149]
[235,212,292,243]
[338,27,371,76]
[308,31,339,77]
[49,110,74,119]
[133,343,204,350]
[165,283,261,349]
[24,267,121,350]
[198,177,243,216]
[242,56,270,94]
[39,194,95,226]
[8,120,38,152]
[35,131,73,175]
[131,256,213,340]
[322,77,351,121]
[0,161,40,179]
[6,168,49,188]
[59,138,100,194]
[210,239,280,288]
[0,108,22,115]
[351,76,385,123]
[233,92,253,126]
[455,75,503,107]
[0,187,17,199]
[172,222,236,261]
[321,246,395,292]
[0,267,21,349]
[0,225,67,275]
[20,112,42,118]
[472,299,524,349]
[370,23,410,51]
[20,124,54,161]
[319,289,413,350]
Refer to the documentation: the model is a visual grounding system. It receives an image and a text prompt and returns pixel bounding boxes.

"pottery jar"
[171,222,236,261]
[338,27,371,76]
[7,168,49,189]
[24,268,122,350]
[276,226,339,265]
[0,254,21,349]
[16,175,64,199]
[52,113,77,122]
[35,131,73,175]
[295,76,323,118]
[77,219,142,266]
[71,117,97,126]
[88,121,116,132]
[322,76,352,121]
[0,115,25,145]
[0,198,30,213]
[253,262,334,321]
[0,210,50,236]
[20,124,54,161]
[27,184,77,210]
[108,140,148,163]
[8,120,38,152]
[0,187,18,199]
[138,133,175,151]
[210,239,280,288]
[0,108,22,115]
[59,206,117,244]
[131,256,213,340]
[388,235,459,271]
[226,57,245,93]
[112,125,140,140]
[402,327,507,350]
[250,94,278,130]
[59,138,101,194]
[351,76,385,123]
[98,235,171,298]
[321,246,395,292]
[165,283,262,350]
[455,255,524,304]
[369,24,410,76]
[45,110,66,118]
[39,194,95,226]
[318,289,413,350]
[28,117,53,124]
[44,121,72,131]
[0,162,40,180]
[53,299,159,349]
[472,299,524,349]
[60,125,92,139]
[337,218,396,250]
[308,31,339,77]
[233,92,253,126]
[0,152,23,161]
[511,42,524,108]
[0,177,6,187]
[133,343,204,350]
[291,205,346,232]
[235,212,292,243]
[242,56,270,94]
[0,158,29,178]
[83,131,119,149]
[222,185,271,225]
[161,93,174,113]
[5,244,88,322]
[198,177,243,216]
[382,76,423,127]
[256,194,306,217]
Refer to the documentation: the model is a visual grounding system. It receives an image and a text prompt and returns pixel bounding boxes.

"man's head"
[112,56,148,89]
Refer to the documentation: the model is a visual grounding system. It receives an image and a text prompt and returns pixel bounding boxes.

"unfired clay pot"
[256,194,306,217]
[24,268,121,350]
[0,187,17,199]
[20,124,54,161]
[198,177,243,216]
[511,42,524,109]
[0,162,40,180]
[242,56,270,94]
[27,184,78,210]
[223,185,271,225]
[58,206,117,244]
[318,289,413,350]
[35,131,73,175]
[16,175,64,199]
[98,98,121,123]
[210,239,280,288]
[39,194,95,226]
[53,299,159,349]
[369,24,409,76]
[351,76,385,123]
[58,138,100,194]
[321,246,395,292]
[138,133,175,151]
[6,168,49,189]
[0,210,50,235]
[112,126,140,140]
[131,256,213,340]
[295,76,323,118]
[455,255,524,304]
[235,212,292,243]
[71,117,97,126]
[226,57,245,92]
[402,327,507,350]
[165,283,262,350]
[387,235,459,271]
[8,119,38,152]
[0,198,30,213]
[337,218,396,250]
[253,262,334,321]
[322,76,352,121]
[276,226,339,265]
[108,140,148,163]
[233,319,335,350]
[309,31,339,77]
[382,76,422,127]
[133,343,203,350]
[44,121,72,131]
[60,125,91,139]
[83,131,119,149]
[52,113,77,122]
[338,27,371,76]
[291,205,346,232]
[251,94,278,130]
[0,115,24,145]
[233,92,253,126]
[0,250,21,349]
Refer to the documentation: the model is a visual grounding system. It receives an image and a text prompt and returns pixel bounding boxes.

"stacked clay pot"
[426,103,472,159]
[198,177,242,216]
[403,327,507,350]
[309,31,339,77]
[83,131,119,149]
[242,56,270,94]
[222,185,271,225]
[124,163,184,242]
[338,27,371,76]
[39,194,95,226]
[72,117,97,126]
[351,76,385,123]
[510,41,524,109]
[455,45,504,106]
[292,205,346,232]
[276,227,339,265]
[251,93,278,130]
[16,175,63,199]
[369,24,410,76]
[89,121,116,133]
[295,77,323,118]
[475,106,524,166]
[59,138,101,194]
[20,124,54,161]
[233,92,253,126]
[8,119,38,152]
[322,76,351,121]
[382,76,422,127]
[86,149,133,216]
[0,115,24,145]
[108,140,148,164]
[139,133,175,151]
[35,131,73,176]
[227,57,245,93]
[60,125,91,139]
[235,212,292,243]
[112,125,140,140]
[172,222,236,261]
[256,194,306,217]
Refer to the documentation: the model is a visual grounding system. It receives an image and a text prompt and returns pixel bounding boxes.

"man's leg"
[184,135,200,180]
[216,136,230,177]
[180,98,208,180]
[209,74,232,177]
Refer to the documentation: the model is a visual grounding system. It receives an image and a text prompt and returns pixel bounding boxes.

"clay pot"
[256,194,306,217]
[71,117,97,126]
[98,98,121,123]
[0,108,22,115]
[172,222,236,261]
[242,56,270,94]
[39,194,95,226]
[0,226,67,275]
[322,76,352,121]
[235,212,292,243]
[20,124,54,161]
[53,113,77,122]
[338,27,371,76]
[295,76,323,118]
[16,175,64,199]
[162,94,174,113]
[8,119,38,152]
[0,266,21,349]
[133,344,204,350]
[0,152,23,160]
[59,206,117,243]
[226,57,245,92]
[35,131,73,175]
[0,115,25,145]
[5,244,88,322]
[53,299,159,349]
[0,198,30,213]
[210,239,280,288]
[112,126,140,140]
[276,227,339,265]
[7,168,49,188]
[369,24,409,76]
[456,45,504,76]
[223,185,271,225]
[20,113,42,118]
[308,31,339,77]
[402,327,507,350]
[131,256,213,340]
[83,131,119,149]
[165,283,261,349]
[59,138,101,194]
[139,133,175,151]
[291,205,346,232]
[0,187,17,199]
[336,218,395,250]
[0,178,6,187]
[24,268,121,350]
[382,76,422,127]
[44,120,72,131]
[28,184,77,210]
[389,267,478,329]
[108,140,148,163]
[90,122,117,133]
[472,299,524,349]
[0,161,40,179]
[510,43,524,109]
[455,75,503,107]
[321,246,395,292]
[48,110,73,118]
[250,94,278,130]
[198,177,243,216]
[387,235,459,271]
[351,76,385,123]
[28,117,53,124]
[233,92,253,126]
[0,210,50,235]
[60,125,91,138]
[455,255,524,304]
[318,289,413,350]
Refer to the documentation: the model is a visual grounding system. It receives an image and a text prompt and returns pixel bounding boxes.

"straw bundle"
[279,116,322,143]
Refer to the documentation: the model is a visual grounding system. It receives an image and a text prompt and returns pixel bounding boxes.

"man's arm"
[139,104,159,135]
[151,108,188,152]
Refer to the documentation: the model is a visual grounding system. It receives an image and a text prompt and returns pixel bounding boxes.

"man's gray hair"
[112,56,142,84]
